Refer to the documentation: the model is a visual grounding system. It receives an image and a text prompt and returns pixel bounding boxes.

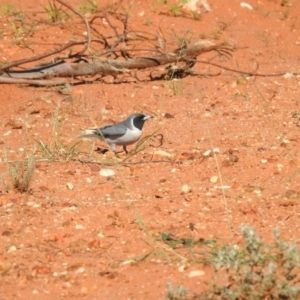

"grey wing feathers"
[100,124,127,136]
[79,123,127,139]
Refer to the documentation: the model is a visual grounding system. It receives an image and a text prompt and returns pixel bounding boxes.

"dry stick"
[2,41,233,81]
[56,0,91,56]
[0,1,90,73]
[206,123,233,240]
[0,41,86,72]
[0,77,68,86]
[197,60,300,77]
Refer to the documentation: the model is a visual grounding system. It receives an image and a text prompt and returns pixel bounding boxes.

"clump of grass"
[168,79,184,95]
[36,104,84,161]
[165,282,187,300]
[0,3,15,16]
[37,138,83,161]
[78,0,99,14]
[200,226,300,299]
[9,154,35,193]
[45,1,69,22]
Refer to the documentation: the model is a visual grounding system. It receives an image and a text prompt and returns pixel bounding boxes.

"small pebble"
[240,2,253,10]
[188,270,205,278]
[8,245,17,253]
[153,150,172,158]
[3,131,11,136]
[178,265,187,272]
[210,176,219,183]
[181,184,191,194]
[277,164,283,171]
[74,267,85,274]
[75,224,84,229]
[203,150,211,157]
[66,182,74,190]
[99,169,115,177]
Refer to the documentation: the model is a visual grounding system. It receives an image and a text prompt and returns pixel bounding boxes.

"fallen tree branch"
[0,40,233,85]
[0,0,90,73]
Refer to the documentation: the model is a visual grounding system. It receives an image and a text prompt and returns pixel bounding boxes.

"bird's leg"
[123,145,128,154]
[111,144,117,154]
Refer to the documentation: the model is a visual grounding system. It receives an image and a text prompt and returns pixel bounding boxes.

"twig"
[56,0,91,56]
[0,41,86,72]
[197,60,299,77]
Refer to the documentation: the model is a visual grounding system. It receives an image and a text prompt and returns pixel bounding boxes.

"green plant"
[9,154,35,193]
[158,0,188,17]
[144,17,152,25]
[10,21,36,46]
[37,138,83,161]
[190,11,201,20]
[165,282,187,300]
[210,28,222,40]
[45,1,69,22]
[201,226,300,299]
[281,0,290,6]
[0,4,15,16]
[78,0,99,14]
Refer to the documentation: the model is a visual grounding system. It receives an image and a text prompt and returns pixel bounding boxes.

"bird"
[79,113,153,154]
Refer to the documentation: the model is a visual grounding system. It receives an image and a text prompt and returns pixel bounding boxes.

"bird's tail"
[78,133,100,139]
[78,127,102,139]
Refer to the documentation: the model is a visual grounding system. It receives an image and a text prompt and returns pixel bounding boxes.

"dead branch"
[0,0,89,73]
[0,1,235,87]
[0,41,233,85]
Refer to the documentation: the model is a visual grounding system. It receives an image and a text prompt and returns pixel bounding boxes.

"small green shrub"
[200,226,300,300]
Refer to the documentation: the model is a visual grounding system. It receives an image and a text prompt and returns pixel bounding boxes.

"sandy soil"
[1,0,300,299]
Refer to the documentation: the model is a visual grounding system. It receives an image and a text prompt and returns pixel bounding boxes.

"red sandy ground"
[0,0,300,299]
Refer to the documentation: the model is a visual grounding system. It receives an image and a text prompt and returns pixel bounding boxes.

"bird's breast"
[105,128,142,145]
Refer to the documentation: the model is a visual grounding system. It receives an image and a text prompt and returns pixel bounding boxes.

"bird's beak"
[143,115,153,120]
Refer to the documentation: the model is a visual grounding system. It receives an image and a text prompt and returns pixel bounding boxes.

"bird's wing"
[100,124,127,138]
[79,123,128,139]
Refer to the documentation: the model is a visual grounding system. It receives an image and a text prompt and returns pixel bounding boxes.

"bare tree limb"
[0,0,90,73]
[1,40,233,83]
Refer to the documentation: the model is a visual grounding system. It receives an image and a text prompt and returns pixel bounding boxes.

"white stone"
[240,2,253,10]
[181,184,191,194]
[210,176,219,183]
[66,182,74,190]
[188,270,205,277]
[203,150,211,156]
[99,169,115,177]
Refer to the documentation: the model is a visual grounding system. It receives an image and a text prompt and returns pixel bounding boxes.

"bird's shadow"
[95,147,109,154]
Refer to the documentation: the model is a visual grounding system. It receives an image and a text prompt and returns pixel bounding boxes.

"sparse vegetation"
[37,138,83,161]
[165,282,187,300]
[1,0,300,299]
[78,0,99,14]
[0,3,15,16]
[8,154,35,193]
[45,1,69,22]
[194,226,300,299]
